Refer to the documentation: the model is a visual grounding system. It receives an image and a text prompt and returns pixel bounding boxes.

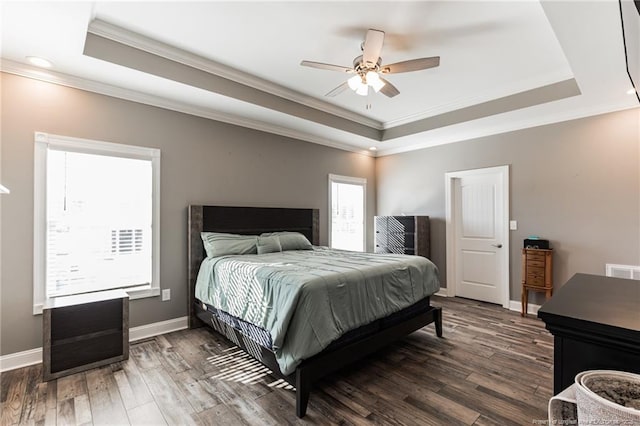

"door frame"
[444,165,510,308]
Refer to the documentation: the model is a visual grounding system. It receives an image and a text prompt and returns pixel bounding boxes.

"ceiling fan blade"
[300,60,354,73]
[362,29,385,67]
[325,81,349,97]
[381,56,440,74]
[379,77,400,98]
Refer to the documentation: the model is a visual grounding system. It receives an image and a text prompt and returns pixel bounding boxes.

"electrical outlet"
[509,220,518,230]
[162,289,171,301]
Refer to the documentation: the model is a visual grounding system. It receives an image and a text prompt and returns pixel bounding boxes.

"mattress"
[195,246,439,374]
[203,303,274,349]
[200,295,433,354]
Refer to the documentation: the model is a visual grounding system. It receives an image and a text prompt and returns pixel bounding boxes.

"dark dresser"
[374,216,430,258]
[538,273,640,394]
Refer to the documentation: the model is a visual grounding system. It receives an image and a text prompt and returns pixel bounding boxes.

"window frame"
[33,131,161,315]
[328,173,367,252]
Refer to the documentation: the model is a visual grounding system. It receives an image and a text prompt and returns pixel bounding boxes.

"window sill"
[33,286,161,315]
[126,286,161,300]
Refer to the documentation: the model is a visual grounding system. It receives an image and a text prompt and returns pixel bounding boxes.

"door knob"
[492,244,503,248]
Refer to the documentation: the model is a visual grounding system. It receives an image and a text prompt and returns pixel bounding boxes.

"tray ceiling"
[1,1,637,156]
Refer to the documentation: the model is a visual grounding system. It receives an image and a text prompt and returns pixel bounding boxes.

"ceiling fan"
[300,29,440,98]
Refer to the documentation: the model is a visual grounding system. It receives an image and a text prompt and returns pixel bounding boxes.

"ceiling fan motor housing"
[353,55,382,74]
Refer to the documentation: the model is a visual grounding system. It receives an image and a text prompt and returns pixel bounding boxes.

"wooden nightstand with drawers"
[521,248,553,316]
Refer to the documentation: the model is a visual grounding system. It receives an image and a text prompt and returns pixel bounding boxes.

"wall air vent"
[605,264,640,280]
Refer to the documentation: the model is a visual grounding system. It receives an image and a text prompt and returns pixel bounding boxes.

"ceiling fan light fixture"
[366,71,385,92]
[348,74,369,95]
[355,84,369,96]
[348,75,362,91]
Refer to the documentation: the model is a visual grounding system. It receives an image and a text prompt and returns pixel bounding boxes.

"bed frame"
[187,205,442,417]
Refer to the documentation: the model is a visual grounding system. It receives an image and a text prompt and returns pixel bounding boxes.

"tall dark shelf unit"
[374,216,430,259]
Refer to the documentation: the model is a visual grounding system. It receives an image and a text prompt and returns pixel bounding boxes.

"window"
[328,174,366,251]
[34,132,160,314]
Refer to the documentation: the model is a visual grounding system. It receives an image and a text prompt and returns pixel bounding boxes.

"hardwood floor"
[1,296,553,425]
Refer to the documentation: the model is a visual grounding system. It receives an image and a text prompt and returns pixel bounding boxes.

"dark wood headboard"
[187,205,319,328]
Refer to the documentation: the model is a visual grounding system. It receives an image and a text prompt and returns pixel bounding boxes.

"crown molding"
[377,100,639,157]
[382,69,576,129]
[0,60,374,157]
[5,59,630,160]
[87,19,383,131]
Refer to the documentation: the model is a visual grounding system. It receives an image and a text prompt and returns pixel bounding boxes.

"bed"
[188,205,443,417]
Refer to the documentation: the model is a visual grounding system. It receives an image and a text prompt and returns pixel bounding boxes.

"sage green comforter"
[195,247,439,375]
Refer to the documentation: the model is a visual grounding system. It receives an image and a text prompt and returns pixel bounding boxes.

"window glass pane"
[46,150,152,297]
[331,181,364,251]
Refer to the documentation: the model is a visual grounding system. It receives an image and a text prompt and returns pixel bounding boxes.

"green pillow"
[256,235,282,254]
[201,232,257,258]
[260,231,313,251]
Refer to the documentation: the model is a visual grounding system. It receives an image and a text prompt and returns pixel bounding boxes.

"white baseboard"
[508,300,542,316]
[0,316,189,372]
[433,291,541,315]
[0,348,42,373]
[129,316,188,342]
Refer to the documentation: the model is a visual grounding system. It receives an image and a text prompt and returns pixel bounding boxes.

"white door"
[448,167,508,305]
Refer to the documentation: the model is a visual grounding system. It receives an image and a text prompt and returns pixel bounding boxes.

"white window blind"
[34,132,160,313]
[329,174,366,252]
[46,150,152,297]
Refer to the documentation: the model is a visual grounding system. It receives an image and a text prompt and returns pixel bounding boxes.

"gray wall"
[377,108,640,304]
[0,73,376,355]
[2,70,638,356]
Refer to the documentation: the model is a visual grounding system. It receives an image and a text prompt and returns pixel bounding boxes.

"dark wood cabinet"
[43,289,129,381]
[374,216,430,258]
[538,273,640,394]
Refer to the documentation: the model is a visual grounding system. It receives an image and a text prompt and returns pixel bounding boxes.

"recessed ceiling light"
[627,88,637,95]
[369,146,378,151]
[26,56,53,68]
